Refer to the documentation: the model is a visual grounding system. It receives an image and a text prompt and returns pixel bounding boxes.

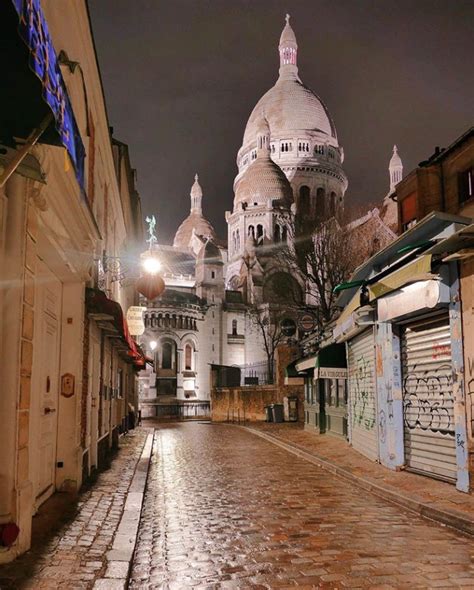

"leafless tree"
[247,304,293,384]
[274,211,356,341]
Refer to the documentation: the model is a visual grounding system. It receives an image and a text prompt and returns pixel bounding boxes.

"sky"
[88,0,473,244]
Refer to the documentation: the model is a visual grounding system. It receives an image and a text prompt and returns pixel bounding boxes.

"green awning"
[314,343,347,379]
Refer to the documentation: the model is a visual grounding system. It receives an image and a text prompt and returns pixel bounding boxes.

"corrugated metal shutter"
[347,329,378,461]
[401,314,456,482]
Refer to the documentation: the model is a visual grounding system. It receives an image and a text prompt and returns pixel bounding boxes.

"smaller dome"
[234,154,293,207]
[173,174,216,249]
[280,14,297,47]
[173,213,216,249]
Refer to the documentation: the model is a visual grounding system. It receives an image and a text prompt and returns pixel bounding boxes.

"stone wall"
[210,344,304,422]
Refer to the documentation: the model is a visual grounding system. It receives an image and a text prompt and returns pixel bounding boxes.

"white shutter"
[402,314,456,482]
[347,329,378,461]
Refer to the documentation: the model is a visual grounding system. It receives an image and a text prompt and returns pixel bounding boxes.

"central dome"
[242,79,337,150]
[239,14,338,157]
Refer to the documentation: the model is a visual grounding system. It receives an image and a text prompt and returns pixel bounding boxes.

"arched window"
[248,225,255,238]
[236,228,240,249]
[162,342,173,369]
[274,224,281,242]
[316,188,326,218]
[232,319,238,336]
[330,192,337,217]
[299,185,310,215]
[184,343,193,371]
[256,224,264,245]
[281,225,288,242]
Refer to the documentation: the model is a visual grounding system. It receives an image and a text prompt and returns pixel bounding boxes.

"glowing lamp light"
[142,255,161,275]
[149,340,158,351]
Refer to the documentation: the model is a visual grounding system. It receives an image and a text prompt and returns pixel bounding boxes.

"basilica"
[138,16,399,410]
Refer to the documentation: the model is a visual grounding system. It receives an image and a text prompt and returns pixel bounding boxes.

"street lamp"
[136,215,166,301]
[149,340,158,351]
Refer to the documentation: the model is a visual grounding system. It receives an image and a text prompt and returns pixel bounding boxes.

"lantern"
[136,273,165,300]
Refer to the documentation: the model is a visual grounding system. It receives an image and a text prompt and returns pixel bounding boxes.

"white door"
[32,259,62,505]
[347,329,378,461]
[402,314,456,482]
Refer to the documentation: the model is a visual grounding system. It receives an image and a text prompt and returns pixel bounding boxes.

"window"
[401,192,417,230]
[232,319,238,336]
[314,145,324,155]
[330,191,337,217]
[256,224,264,245]
[274,224,281,242]
[281,225,287,242]
[459,168,474,203]
[248,225,255,238]
[184,344,193,370]
[162,342,173,369]
[211,271,215,279]
[299,185,310,215]
[316,188,325,218]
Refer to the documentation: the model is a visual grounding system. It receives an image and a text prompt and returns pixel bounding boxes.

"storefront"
[295,344,348,438]
[334,213,472,491]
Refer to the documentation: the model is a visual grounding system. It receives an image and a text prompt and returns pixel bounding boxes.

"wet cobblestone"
[130,422,474,589]
[0,429,147,590]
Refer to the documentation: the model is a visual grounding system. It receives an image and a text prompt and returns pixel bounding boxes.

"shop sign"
[314,367,348,379]
[127,306,146,336]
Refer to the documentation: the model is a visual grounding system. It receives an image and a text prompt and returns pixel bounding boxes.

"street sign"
[298,312,317,332]
[126,305,146,336]
[280,317,297,337]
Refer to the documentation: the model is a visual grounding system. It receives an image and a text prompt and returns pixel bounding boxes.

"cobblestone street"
[130,422,474,589]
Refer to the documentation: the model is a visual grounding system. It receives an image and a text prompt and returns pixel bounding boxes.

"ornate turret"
[389,145,403,194]
[279,14,298,80]
[190,173,203,213]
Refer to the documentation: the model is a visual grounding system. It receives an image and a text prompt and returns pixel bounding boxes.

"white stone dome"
[242,79,337,150]
[234,154,293,207]
[173,174,216,249]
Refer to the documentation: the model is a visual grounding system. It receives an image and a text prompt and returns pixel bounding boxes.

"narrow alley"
[130,423,473,588]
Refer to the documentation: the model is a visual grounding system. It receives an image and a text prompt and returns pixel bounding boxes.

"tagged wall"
[461,258,474,478]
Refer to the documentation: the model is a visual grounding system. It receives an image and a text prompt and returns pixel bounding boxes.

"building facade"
[0,1,144,560]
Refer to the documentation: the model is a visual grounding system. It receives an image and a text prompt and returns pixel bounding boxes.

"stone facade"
[0,1,143,561]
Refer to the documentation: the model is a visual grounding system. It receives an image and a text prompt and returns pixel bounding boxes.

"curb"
[93,429,155,590]
[241,426,474,537]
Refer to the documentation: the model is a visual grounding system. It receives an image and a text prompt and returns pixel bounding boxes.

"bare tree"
[274,211,356,340]
[247,304,293,384]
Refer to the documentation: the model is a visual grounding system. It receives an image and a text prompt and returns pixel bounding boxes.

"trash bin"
[271,403,284,423]
[283,396,298,422]
[264,405,273,422]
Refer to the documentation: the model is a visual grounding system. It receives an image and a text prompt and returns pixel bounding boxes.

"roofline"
[419,126,474,167]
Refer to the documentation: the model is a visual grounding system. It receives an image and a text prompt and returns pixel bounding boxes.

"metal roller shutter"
[401,314,456,482]
[347,329,378,461]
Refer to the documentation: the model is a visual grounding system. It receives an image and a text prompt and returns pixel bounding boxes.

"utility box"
[271,403,284,423]
[283,396,298,422]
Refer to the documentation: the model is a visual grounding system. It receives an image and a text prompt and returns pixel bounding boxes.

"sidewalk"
[244,423,474,536]
[0,427,153,590]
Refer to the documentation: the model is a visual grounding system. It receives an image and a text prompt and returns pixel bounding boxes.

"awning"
[289,343,348,380]
[86,288,146,369]
[1,1,85,191]
[314,343,347,379]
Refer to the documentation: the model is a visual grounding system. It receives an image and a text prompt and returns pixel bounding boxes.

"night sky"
[88,0,473,244]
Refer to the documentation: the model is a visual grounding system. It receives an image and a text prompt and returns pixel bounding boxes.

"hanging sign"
[126,306,146,336]
[297,312,317,332]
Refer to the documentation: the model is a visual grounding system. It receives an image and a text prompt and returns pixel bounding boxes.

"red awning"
[86,288,146,369]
